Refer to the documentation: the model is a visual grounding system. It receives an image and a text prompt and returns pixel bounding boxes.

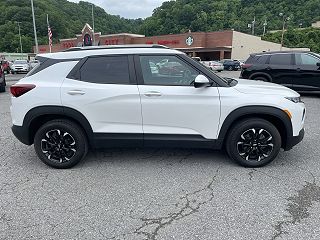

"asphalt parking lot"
[1,72,320,240]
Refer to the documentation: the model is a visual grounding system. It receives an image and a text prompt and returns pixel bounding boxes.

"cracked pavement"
[1,74,320,239]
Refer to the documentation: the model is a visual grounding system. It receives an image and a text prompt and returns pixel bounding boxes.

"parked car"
[158,61,185,76]
[192,57,201,62]
[241,51,320,92]
[149,62,159,74]
[1,60,11,74]
[10,45,305,169]
[220,59,241,71]
[11,60,31,74]
[202,61,224,72]
[236,60,245,69]
[29,60,39,69]
[0,63,6,92]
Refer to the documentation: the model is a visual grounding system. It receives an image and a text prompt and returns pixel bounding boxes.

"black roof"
[251,50,311,56]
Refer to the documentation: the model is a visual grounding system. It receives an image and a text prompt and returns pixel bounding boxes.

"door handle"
[144,91,162,97]
[296,68,301,72]
[67,90,85,95]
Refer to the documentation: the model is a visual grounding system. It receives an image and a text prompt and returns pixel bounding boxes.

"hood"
[233,79,299,97]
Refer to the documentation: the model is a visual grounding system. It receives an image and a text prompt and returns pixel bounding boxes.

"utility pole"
[263,19,267,36]
[17,22,23,58]
[252,16,256,35]
[92,4,95,46]
[31,0,39,53]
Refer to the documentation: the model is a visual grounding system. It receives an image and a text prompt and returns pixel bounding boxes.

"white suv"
[10,45,305,168]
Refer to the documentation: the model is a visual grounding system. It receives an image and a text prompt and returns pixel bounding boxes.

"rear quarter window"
[79,56,130,84]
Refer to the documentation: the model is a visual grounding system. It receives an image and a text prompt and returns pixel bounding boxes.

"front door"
[135,55,221,146]
[293,53,320,91]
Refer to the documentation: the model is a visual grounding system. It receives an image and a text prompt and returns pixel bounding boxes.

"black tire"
[253,76,269,82]
[228,66,233,71]
[226,118,281,168]
[217,70,222,72]
[0,79,5,92]
[34,119,88,169]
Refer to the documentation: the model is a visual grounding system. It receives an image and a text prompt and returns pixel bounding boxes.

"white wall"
[231,31,290,60]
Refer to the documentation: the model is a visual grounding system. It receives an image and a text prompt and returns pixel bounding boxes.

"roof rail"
[63,44,169,52]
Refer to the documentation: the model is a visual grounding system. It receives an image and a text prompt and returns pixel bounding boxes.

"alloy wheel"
[237,128,274,162]
[41,129,76,163]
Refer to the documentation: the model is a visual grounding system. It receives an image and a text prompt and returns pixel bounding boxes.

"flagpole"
[31,0,39,54]
[47,14,52,53]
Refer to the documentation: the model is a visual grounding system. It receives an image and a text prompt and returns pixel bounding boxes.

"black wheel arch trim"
[18,106,94,146]
[218,106,294,150]
[249,72,272,82]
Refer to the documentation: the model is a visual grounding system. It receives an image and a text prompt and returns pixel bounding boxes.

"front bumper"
[12,69,29,72]
[284,128,304,151]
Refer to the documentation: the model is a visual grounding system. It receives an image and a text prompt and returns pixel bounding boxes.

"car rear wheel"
[226,118,281,167]
[228,66,233,71]
[34,119,88,169]
[253,76,269,82]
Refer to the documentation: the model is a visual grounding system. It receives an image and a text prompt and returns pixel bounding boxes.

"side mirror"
[194,75,211,88]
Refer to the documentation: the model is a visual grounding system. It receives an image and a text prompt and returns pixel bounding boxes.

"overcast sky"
[68,0,167,19]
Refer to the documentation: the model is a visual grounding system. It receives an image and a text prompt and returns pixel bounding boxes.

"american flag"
[47,15,52,52]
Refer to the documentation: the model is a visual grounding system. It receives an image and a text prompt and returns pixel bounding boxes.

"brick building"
[36,23,305,61]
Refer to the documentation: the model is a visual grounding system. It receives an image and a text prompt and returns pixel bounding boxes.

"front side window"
[269,54,292,65]
[295,53,320,65]
[80,56,130,84]
[139,55,199,86]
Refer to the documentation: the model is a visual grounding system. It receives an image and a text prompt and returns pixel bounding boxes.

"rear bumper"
[284,128,304,151]
[12,125,32,145]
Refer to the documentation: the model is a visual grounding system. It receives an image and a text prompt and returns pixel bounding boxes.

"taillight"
[10,84,36,97]
[242,64,252,69]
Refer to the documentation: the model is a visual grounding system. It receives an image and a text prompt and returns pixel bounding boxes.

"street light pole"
[17,22,23,59]
[92,4,95,46]
[31,0,39,53]
[279,13,290,51]
[252,16,256,35]
[263,19,267,36]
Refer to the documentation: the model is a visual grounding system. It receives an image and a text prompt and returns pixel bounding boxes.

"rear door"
[135,54,220,146]
[293,53,320,91]
[267,53,295,87]
[61,55,143,146]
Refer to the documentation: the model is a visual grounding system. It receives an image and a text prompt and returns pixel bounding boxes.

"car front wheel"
[226,118,281,167]
[34,119,88,168]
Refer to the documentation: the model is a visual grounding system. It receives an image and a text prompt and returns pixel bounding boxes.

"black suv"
[241,51,320,92]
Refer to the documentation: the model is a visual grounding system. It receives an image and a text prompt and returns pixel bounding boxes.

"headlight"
[285,97,303,103]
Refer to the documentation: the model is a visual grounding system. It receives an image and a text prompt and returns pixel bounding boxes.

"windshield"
[313,53,320,59]
[14,60,28,64]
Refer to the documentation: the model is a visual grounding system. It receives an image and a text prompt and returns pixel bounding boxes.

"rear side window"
[80,56,130,84]
[269,54,292,65]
